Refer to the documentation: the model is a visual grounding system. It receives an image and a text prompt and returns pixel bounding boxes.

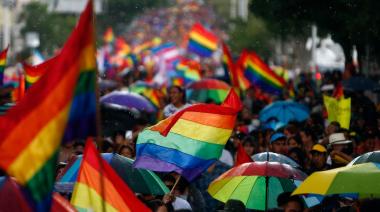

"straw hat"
[329,133,352,145]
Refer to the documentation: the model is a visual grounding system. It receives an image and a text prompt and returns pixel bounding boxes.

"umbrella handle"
[170,175,181,194]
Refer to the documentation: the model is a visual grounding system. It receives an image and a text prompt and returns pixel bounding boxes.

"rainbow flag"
[129,81,161,109]
[23,56,58,88]
[222,43,241,93]
[103,27,114,44]
[71,140,150,212]
[115,37,131,57]
[0,1,96,210]
[235,50,251,91]
[187,23,218,57]
[133,40,153,54]
[244,52,286,95]
[175,59,201,84]
[134,89,242,180]
[0,47,8,86]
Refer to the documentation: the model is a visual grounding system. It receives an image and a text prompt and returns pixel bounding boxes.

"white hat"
[329,133,352,145]
[321,84,335,92]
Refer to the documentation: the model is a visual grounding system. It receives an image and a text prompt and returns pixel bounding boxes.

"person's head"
[118,145,134,159]
[270,132,288,154]
[223,199,246,212]
[101,139,114,153]
[147,199,168,212]
[73,141,85,155]
[277,192,292,209]
[288,147,306,168]
[162,174,176,191]
[242,136,258,156]
[113,130,126,145]
[284,195,304,212]
[326,121,341,136]
[168,86,186,106]
[310,144,328,170]
[299,128,316,145]
[231,132,247,148]
[287,136,303,149]
[329,133,352,152]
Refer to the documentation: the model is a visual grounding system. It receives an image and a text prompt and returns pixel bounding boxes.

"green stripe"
[25,150,59,202]
[137,129,224,160]
[75,70,96,95]
[190,89,228,104]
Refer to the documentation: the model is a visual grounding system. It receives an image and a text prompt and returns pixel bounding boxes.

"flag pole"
[170,175,181,194]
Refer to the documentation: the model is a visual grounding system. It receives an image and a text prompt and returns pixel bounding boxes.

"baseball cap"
[310,144,327,153]
[270,132,286,144]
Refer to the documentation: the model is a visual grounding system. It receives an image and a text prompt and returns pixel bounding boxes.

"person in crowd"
[242,136,259,157]
[269,132,288,155]
[288,147,306,170]
[162,174,193,211]
[328,133,353,168]
[163,86,191,118]
[220,199,246,212]
[287,135,303,150]
[118,145,135,159]
[146,199,169,212]
[308,144,330,174]
[172,177,206,212]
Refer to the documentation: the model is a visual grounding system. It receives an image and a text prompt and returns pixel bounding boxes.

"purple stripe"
[133,155,215,181]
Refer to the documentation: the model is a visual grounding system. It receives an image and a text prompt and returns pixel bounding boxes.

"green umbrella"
[57,153,170,195]
[208,161,307,211]
[293,162,380,198]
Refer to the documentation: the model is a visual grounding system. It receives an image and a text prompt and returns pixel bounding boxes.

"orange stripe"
[150,111,235,132]
[0,64,79,168]
[78,161,131,211]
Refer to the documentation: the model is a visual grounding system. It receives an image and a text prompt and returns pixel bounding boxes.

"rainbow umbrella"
[208,161,307,211]
[293,162,380,198]
[187,78,231,104]
[347,151,380,166]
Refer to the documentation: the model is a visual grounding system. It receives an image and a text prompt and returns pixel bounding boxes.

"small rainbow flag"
[0,46,9,86]
[187,23,218,57]
[103,27,114,44]
[71,139,150,212]
[129,81,161,109]
[222,43,241,93]
[133,40,153,54]
[23,56,58,88]
[244,52,286,95]
[234,50,251,91]
[0,1,97,210]
[175,59,201,84]
[134,89,242,181]
[115,37,131,57]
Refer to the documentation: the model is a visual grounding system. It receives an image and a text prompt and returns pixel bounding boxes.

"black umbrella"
[100,103,139,136]
[342,76,380,91]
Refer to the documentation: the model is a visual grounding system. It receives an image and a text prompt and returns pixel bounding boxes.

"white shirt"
[172,197,192,211]
[163,103,191,118]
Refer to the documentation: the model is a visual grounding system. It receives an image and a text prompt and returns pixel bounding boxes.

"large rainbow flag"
[134,89,242,181]
[244,52,286,95]
[0,47,8,86]
[23,56,58,88]
[0,1,96,210]
[187,23,218,57]
[71,140,150,212]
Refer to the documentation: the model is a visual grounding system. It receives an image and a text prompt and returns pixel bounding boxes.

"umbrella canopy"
[98,79,118,91]
[208,162,307,211]
[293,162,380,198]
[252,152,300,168]
[57,153,169,195]
[100,103,139,136]
[259,101,310,124]
[348,151,380,166]
[187,78,231,104]
[342,76,380,91]
[100,90,156,113]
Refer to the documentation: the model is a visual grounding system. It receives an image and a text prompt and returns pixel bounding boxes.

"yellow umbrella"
[292,163,380,198]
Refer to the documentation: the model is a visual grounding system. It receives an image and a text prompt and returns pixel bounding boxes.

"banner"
[323,95,351,129]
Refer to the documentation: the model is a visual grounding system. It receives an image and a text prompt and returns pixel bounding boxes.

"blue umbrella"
[259,101,309,124]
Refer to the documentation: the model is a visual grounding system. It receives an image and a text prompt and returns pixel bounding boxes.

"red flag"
[221,89,242,111]
[235,142,253,166]
[333,82,344,99]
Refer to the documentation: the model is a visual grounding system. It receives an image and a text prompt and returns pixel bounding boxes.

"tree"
[19,2,77,54]
[250,0,380,65]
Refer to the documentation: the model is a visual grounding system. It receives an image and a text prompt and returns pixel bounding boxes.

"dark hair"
[288,147,306,168]
[101,140,114,153]
[287,135,303,147]
[118,145,134,157]
[277,191,291,207]
[146,199,166,212]
[168,85,186,103]
[287,195,304,211]
[162,174,176,184]
[242,136,259,154]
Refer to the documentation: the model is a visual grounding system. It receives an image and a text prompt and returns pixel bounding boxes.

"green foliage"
[228,16,272,57]
[19,2,77,54]
[250,0,380,60]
